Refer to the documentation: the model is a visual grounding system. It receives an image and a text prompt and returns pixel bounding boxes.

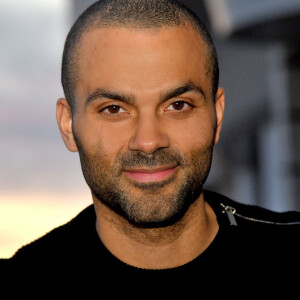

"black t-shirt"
[2,190,300,294]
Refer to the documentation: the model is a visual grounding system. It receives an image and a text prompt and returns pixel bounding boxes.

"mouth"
[123,165,178,183]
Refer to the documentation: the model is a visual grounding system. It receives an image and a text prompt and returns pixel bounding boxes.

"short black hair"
[61,0,219,111]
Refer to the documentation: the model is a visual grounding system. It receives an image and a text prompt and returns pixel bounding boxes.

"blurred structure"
[72,0,300,211]
[202,0,300,212]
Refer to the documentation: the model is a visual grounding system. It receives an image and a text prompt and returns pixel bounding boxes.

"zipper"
[220,203,300,226]
[222,205,238,226]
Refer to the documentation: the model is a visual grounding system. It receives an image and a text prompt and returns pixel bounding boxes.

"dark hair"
[61,0,219,111]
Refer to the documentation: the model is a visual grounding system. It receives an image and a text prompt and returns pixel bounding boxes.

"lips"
[123,166,178,183]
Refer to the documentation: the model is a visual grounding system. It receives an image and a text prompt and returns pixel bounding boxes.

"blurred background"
[1,0,300,258]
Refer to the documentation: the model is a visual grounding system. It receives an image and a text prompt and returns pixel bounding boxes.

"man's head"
[61,0,219,112]
[56,0,225,227]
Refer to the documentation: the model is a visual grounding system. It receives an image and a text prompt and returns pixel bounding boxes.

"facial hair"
[75,139,214,228]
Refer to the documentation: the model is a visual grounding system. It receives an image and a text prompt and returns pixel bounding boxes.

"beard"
[75,138,214,228]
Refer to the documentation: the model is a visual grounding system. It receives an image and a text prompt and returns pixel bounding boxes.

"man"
[2,0,300,289]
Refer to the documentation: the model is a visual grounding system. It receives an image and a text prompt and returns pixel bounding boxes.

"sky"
[0,0,92,258]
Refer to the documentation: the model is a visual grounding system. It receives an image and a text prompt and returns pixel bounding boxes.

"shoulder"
[204,190,300,272]
[9,204,96,262]
[204,189,300,229]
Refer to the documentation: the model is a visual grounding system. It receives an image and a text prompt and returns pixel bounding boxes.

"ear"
[213,88,225,145]
[56,98,78,152]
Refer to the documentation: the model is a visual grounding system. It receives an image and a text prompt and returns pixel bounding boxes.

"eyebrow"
[84,81,205,108]
[85,88,135,108]
[161,81,205,101]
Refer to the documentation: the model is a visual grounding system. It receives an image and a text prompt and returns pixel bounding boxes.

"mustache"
[116,148,186,169]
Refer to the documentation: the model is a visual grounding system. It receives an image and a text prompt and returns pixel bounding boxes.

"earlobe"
[56,98,78,152]
[213,88,225,145]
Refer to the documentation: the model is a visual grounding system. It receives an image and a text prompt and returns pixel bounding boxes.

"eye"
[165,101,192,112]
[101,105,128,115]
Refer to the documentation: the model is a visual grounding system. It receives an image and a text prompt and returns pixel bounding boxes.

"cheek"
[166,115,216,150]
[79,121,130,159]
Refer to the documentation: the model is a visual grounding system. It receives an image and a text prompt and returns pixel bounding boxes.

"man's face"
[60,26,224,226]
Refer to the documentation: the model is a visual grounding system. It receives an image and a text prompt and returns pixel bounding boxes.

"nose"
[128,114,170,155]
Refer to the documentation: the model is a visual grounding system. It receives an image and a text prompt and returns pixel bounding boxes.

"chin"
[97,181,203,229]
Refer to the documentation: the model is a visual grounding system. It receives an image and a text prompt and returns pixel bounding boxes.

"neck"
[93,192,219,270]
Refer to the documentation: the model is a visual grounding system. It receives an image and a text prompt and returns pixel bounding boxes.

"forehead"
[76,26,209,100]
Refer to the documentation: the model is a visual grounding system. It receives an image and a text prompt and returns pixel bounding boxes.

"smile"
[123,166,178,183]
